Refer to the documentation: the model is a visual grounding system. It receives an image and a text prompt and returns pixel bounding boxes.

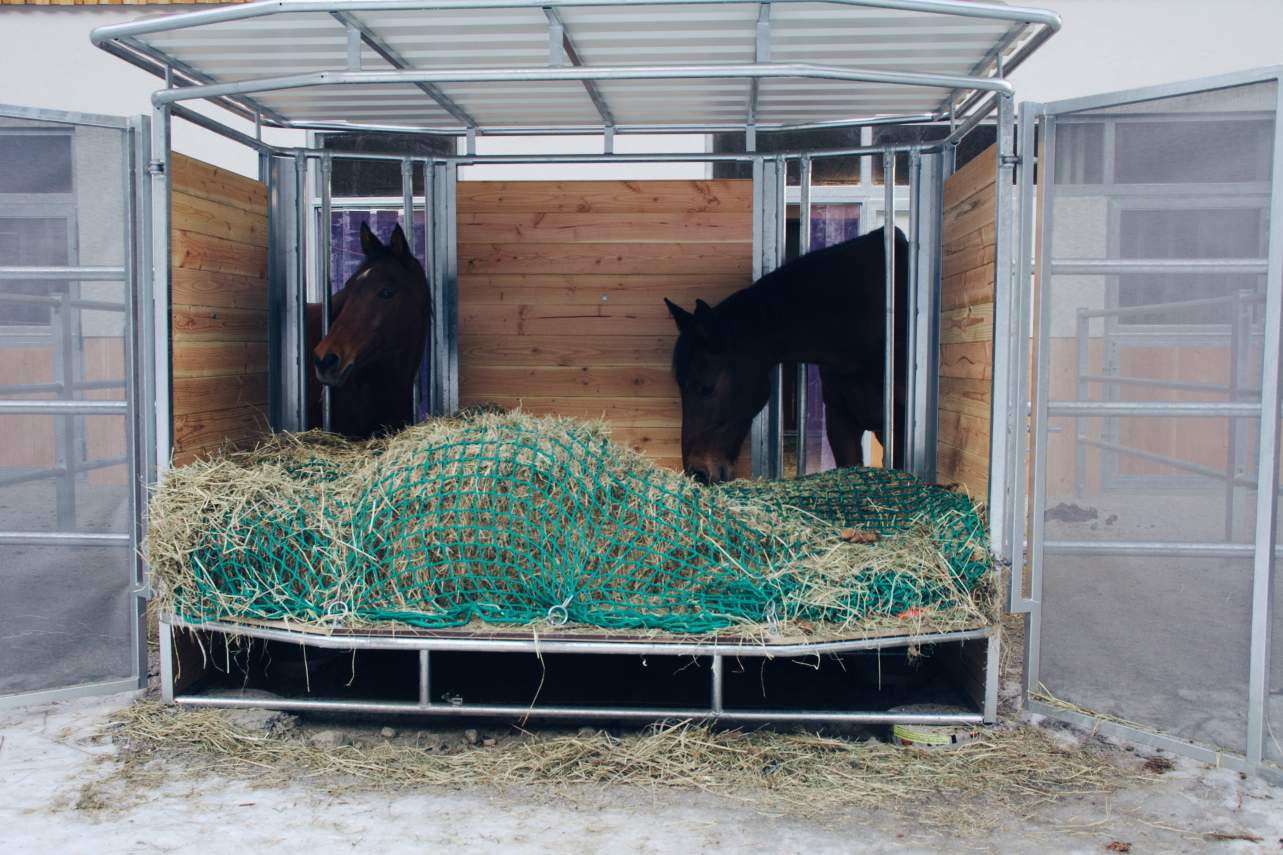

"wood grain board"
[936,145,997,496]
[170,154,271,463]
[458,179,753,467]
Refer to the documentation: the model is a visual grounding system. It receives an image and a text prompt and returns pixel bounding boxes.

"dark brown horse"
[307,222,431,439]
[665,226,908,484]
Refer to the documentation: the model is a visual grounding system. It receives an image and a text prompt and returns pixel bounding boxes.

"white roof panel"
[92,0,1060,133]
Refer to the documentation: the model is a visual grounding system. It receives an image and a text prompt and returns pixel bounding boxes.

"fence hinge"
[146,160,166,176]
[1000,154,1022,167]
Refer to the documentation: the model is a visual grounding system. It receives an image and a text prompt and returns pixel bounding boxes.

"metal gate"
[1016,68,1283,771]
[0,105,149,708]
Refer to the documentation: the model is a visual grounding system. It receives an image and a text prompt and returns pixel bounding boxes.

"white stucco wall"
[0,7,303,177]
[1008,0,1283,104]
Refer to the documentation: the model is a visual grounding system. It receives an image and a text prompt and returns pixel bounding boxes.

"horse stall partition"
[455,179,753,472]
[168,155,271,465]
[937,145,998,498]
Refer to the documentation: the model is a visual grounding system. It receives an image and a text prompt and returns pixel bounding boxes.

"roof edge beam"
[330,10,478,130]
[92,1,1063,45]
[543,6,616,130]
[153,64,1016,110]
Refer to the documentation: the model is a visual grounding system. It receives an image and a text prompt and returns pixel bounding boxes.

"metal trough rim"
[169,617,993,659]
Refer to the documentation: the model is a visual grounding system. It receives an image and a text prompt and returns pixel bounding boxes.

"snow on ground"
[3,691,1283,855]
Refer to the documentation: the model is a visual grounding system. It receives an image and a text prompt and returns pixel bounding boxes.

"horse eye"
[378,286,395,299]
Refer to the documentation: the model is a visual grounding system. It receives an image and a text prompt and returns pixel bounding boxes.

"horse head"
[665,297,771,485]
[313,222,430,388]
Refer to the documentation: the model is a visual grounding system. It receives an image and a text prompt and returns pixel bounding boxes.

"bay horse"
[307,222,431,439]
[665,226,908,484]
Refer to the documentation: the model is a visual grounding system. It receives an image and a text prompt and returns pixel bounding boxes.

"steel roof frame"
[91,0,1059,142]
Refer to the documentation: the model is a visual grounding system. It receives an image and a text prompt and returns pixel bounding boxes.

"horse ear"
[359,222,384,257]
[692,299,726,350]
[388,224,410,259]
[665,298,696,334]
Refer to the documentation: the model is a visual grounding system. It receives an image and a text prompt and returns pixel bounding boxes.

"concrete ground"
[3,691,1283,855]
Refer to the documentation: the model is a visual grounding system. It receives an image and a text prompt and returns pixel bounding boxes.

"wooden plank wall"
[937,145,997,495]
[169,154,270,465]
[456,180,754,470]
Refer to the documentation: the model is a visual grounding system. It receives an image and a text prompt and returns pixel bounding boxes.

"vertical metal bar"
[912,150,943,483]
[1024,113,1056,693]
[882,148,896,468]
[796,155,812,478]
[987,93,1015,567]
[1008,103,1039,611]
[771,157,785,475]
[149,103,172,471]
[126,114,150,687]
[750,156,768,477]
[428,161,458,416]
[904,148,922,476]
[293,154,309,429]
[53,237,75,528]
[1074,310,1088,498]
[159,620,176,704]
[710,654,723,715]
[984,632,1000,722]
[1244,75,1283,766]
[419,649,430,708]
[1225,290,1243,542]
[319,153,333,432]
[401,157,419,421]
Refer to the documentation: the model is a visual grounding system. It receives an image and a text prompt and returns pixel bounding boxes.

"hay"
[104,700,1141,829]
[146,410,992,637]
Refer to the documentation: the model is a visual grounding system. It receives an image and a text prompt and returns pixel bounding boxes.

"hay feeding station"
[5,0,1283,776]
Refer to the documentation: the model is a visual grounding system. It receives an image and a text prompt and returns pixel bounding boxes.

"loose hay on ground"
[146,411,993,639]
[106,701,1142,828]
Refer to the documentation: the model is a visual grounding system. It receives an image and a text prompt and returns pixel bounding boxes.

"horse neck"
[717,278,851,367]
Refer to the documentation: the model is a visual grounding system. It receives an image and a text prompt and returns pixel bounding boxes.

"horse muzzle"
[314,351,355,387]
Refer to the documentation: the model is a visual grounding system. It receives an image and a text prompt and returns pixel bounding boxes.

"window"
[0,130,75,329]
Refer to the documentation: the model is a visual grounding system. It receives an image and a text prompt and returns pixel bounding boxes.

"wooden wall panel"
[457,179,753,468]
[937,145,997,496]
[170,153,270,465]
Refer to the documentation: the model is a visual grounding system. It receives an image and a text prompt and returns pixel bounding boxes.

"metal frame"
[69,0,1066,723]
[91,0,1059,138]
[162,617,997,724]
[0,104,150,710]
[1020,67,1283,772]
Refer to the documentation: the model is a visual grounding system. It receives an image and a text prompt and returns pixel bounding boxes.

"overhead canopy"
[92,0,1059,135]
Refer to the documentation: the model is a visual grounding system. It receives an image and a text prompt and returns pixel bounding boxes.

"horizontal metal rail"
[0,293,128,313]
[246,111,946,137]
[1077,373,1259,396]
[0,531,131,547]
[1042,540,1261,559]
[92,0,1062,43]
[174,617,991,659]
[1052,258,1269,276]
[1076,435,1257,488]
[0,455,130,489]
[174,692,984,724]
[0,379,127,397]
[0,400,128,416]
[1077,291,1266,320]
[171,104,276,154]
[150,63,1016,109]
[0,266,125,281]
[1048,400,1260,417]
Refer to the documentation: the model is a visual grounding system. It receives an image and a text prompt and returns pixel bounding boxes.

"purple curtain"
[802,204,860,474]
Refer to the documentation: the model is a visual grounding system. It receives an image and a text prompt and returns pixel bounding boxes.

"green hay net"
[151,413,990,634]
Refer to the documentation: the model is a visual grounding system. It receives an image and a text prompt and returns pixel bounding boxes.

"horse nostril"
[716,463,733,484]
[690,467,711,486]
[315,352,338,372]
